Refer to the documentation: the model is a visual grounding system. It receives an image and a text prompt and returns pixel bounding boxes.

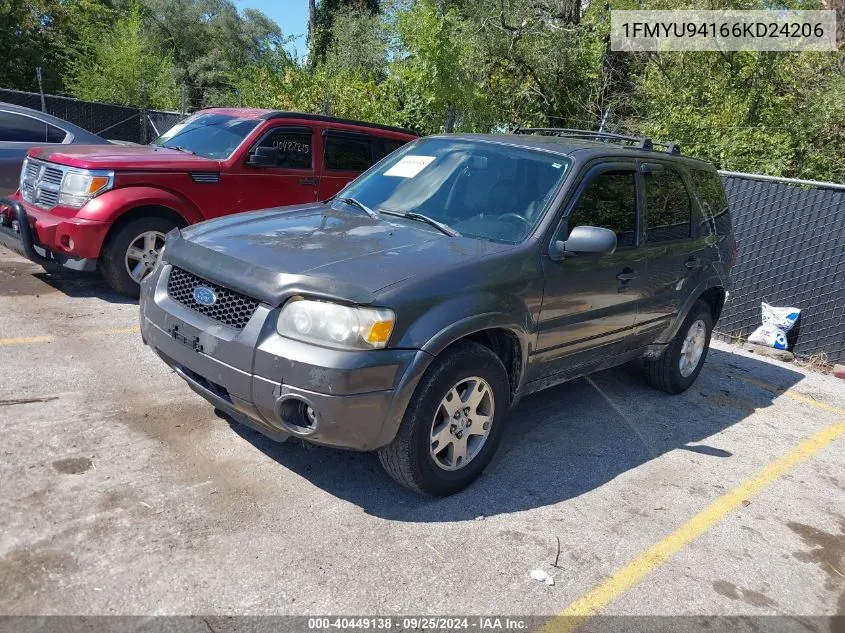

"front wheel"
[644,300,713,394]
[100,216,176,297]
[378,341,510,496]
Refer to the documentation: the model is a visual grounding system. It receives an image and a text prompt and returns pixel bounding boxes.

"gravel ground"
[0,245,843,623]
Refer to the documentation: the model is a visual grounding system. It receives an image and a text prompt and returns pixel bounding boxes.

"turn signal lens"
[366,320,394,344]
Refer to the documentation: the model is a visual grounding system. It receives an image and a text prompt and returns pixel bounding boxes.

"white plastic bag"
[747,302,801,350]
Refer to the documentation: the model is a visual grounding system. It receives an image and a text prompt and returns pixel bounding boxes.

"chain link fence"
[717,172,845,365]
[0,88,183,144]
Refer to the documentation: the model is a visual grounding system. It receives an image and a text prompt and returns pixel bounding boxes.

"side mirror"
[247,146,277,168]
[550,225,617,260]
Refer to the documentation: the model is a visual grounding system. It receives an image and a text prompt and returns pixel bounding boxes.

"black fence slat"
[0,88,182,143]
[717,175,845,364]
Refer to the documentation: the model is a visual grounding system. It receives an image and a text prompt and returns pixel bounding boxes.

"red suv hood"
[29,145,220,171]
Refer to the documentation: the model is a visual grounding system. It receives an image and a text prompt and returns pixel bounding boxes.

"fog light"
[305,405,317,426]
[67,238,74,251]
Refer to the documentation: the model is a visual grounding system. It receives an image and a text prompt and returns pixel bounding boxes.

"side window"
[564,170,638,248]
[45,124,68,143]
[0,112,48,143]
[254,128,313,169]
[690,168,730,235]
[644,167,692,243]
[325,134,374,172]
[382,138,409,157]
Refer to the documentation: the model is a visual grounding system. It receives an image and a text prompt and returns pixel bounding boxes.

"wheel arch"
[100,204,190,255]
[421,315,529,407]
[655,278,727,345]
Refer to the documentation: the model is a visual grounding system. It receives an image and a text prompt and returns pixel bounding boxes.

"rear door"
[634,161,712,342]
[530,161,645,380]
[221,124,319,214]
[317,130,383,199]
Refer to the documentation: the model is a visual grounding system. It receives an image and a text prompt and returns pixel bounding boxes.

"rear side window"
[325,135,375,172]
[45,124,68,143]
[254,128,313,169]
[565,170,638,248]
[381,138,409,157]
[690,168,730,234]
[0,112,48,143]
[644,167,692,243]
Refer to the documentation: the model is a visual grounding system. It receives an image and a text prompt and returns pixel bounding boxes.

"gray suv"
[139,129,736,496]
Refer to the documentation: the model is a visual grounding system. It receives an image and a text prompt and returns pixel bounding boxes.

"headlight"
[18,158,29,192]
[58,169,114,208]
[277,299,395,350]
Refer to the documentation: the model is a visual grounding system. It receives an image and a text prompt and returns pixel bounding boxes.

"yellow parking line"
[541,420,845,633]
[0,335,54,346]
[737,375,845,416]
[0,325,140,346]
[102,326,141,335]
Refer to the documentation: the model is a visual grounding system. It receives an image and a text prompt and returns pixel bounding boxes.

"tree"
[68,1,178,109]
[310,0,380,64]
[0,0,113,93]
[324,6,388,78]
[141,0,283,107]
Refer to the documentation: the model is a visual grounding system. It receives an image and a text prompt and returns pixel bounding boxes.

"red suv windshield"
[152,112,260,159]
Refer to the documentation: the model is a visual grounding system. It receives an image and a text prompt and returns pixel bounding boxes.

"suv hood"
[29,145,219,171]
[166,203,516,306]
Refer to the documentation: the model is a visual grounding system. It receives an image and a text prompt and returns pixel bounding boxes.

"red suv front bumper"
[0,196,108,271]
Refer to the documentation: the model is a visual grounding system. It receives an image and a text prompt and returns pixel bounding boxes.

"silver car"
[0,102,110,196]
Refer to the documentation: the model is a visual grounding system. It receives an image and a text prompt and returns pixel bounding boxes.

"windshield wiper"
[337,196,379,219]
[382,210,460,237]
[167,145,195,154]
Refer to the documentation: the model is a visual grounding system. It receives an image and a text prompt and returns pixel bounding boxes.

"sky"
[235,0,311,58]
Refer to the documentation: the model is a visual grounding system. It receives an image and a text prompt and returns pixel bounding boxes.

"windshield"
[152,112,260,159]
[337,137,571,243]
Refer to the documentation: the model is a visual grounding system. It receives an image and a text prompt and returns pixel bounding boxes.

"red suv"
[0,109,416,295]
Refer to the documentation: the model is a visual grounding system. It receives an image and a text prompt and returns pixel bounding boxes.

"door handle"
[298,177,320,186]
[685,257,702,269]
[617,267,637,282]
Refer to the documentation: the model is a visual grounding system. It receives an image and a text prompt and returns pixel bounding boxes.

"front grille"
[37,189,59,207]
[20,159,65,210]
[167,267,259,330]
[41,166,64,186]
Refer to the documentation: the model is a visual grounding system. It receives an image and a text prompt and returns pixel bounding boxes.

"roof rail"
[511,127,681,155]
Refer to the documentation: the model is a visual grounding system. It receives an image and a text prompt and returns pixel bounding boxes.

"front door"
[220,125,320,215]
[530,162,645,381]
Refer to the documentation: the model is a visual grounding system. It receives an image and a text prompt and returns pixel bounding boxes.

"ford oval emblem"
[193,286,217,306]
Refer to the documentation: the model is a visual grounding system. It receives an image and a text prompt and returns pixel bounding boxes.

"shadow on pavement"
[228,346,806,522]
[0,253,135,304]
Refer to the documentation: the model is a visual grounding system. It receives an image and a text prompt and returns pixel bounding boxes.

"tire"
[378,341,510,496]
[644,300,714,394]
[100,216,176,297]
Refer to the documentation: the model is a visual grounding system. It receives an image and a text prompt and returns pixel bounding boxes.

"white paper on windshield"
[384,155,435,178]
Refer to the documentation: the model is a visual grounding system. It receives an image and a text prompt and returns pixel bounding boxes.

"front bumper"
[0,197,102,271]
[140,263,432,451]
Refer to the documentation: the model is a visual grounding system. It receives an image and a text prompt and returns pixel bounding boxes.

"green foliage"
[632,50,845,181]
[1,0,843,180]
[140,0,285,108]
[68,2,178,109]
[0,0,112,92]
[311,0,380,64]
[324,7,388,78]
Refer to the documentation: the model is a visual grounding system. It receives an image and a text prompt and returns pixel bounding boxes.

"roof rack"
[511,127,681,155]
